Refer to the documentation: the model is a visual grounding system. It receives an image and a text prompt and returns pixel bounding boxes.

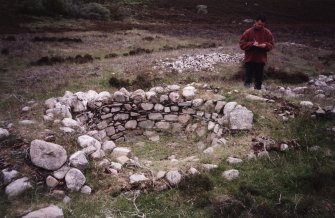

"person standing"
[239,15,274,90]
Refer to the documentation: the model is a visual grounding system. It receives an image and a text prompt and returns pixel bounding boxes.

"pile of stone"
[1,168,33,199]
[276,74,335,99]
[156,52,243,73]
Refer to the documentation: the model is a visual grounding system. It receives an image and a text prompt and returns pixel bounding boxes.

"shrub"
[17,0,111,20]
[19,0,46,15]
[79,3,111,20]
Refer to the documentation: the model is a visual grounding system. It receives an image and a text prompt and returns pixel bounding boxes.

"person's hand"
[253,41,259,46]
[258,43,266,48]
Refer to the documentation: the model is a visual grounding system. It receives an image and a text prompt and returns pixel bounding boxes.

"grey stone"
[61,118,80,128]
[204,100,215,110]
[182,86,196,100]
[97,121,108,130]
[202,164,218,171]
[0,128,10,140]
[30,140,67,171]
[46,176,59,188]
[125,120,137,129]
[188,167,200,175]
[106,126,116,136]
[182,108,196,114]
[222,169,239,181]
[112,147,131,157]
[192,98,204,107]
[69,151,88,170]
[208,121,215,131]
[226,157,243,164]
[102,141,116,153]
[1,168,19,185]
[80,185,92,194]
[22,205,64,218]
[130,174,149,184]
[141,103,154,111]
[164,107,171,113]
[155,121,170,129]
[160,95,169,103]
[91,149,106,159]
[19,120,36,125]
[138,120,155,129]
[78,135,101,149]
[148,113,163,120]
[101,113,113,120]
[65,168,86,192]
[154,104,164,111]
[5,177,32,199]
[169,92,180,103]
[171,106,179,112]
[114,113,129,121]
[149,135,160,142]
[116,156,129,165]
[113,91,127,102]
[131,89,146,103]
[246,94,268,102]
[63,196,71,204]
[229,106,253,130]
[164,114,178,121]
[178,114,191,124]
[166,85,180,92]
[165,170,182,186]
[223,102,238,115]
[53,165,70,180]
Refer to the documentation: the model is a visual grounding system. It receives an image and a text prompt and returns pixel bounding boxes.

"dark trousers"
[244,62,265,90]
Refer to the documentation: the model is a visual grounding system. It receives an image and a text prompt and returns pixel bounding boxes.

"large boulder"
[228,105,253,130]
[5,177,32,199]
[65,168,86,192]
[22,205,64,218]
[30,140,67,171]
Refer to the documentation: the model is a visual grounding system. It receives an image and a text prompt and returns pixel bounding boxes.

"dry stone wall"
[45,84,254,145]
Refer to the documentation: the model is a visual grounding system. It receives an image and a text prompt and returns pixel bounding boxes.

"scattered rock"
[222,169,239,181]
[102,141,116,153]
[1,168,19,185]
[130,174,149,184]
[165,170,182,186]
[65,168,86,192]
[5,177,32,199]
[53,165,70,180]
[22,205,64,218]
[112,147,131,157]
[80,185,92,194]
[226,157,243,164]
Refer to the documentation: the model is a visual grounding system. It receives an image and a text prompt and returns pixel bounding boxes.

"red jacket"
[239,26,274,64]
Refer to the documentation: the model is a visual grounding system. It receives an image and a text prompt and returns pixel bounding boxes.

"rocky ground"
[0,2,335,217]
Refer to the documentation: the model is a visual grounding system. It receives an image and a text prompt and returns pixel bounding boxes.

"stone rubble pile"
[156,52,243,73]
[276,74,335,99]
